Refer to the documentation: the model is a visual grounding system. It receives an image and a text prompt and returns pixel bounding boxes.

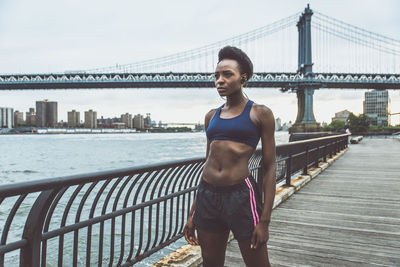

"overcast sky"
[1,0,399,125]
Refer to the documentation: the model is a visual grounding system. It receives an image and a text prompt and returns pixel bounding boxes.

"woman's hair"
[218,46,253,81]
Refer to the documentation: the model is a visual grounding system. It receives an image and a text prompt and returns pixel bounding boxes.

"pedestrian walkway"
[225,138,400,266]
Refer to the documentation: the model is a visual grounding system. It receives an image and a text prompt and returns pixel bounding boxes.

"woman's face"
[214,59,243,97]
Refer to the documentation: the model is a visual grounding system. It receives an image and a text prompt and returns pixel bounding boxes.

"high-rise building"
[363,90,390,126]
[68,110,80,127]
[133,114,144,129]
[26,108,36,126]
[331,110,351,123]
[0,107,14,128]
[84,110,97,128]
[144,113,152,129]
[36,100,58,127]
[97,116,121,128]
[121,113,133,128]
[14,110,25,126]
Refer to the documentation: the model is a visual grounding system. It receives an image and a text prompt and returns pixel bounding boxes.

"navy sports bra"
[206,100,261,149]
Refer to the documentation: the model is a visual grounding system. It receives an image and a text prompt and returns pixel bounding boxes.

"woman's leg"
[237,238,270,267]
[197,227,230,267]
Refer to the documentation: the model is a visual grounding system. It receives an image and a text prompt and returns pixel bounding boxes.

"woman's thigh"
[238,238,270,267]
[197,227,230,267]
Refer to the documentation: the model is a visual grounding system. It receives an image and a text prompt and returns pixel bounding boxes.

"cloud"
[1,0,399,125]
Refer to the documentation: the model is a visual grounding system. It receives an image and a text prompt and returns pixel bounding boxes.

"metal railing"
[0,134,349,267]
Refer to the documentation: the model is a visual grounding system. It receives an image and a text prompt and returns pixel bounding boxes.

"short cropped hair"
[218,46,253,81]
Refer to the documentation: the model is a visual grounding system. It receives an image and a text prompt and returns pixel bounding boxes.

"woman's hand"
[184,217,198,245]
[250,221,269,249]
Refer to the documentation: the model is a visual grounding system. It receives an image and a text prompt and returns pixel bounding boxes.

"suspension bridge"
[1,5,400,267]
[1,4,400,130]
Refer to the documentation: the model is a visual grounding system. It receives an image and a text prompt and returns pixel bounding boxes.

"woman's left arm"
[251,105,276,249]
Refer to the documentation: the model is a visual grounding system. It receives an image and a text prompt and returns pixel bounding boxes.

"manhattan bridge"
[1,5,399,130]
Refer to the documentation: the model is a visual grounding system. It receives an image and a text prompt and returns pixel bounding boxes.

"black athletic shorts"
[192,175,263,240]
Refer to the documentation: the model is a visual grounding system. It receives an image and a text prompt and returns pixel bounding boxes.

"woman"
[184,46,276,267]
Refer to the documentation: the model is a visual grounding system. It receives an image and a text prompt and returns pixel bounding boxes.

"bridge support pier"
[290,4,321,134]
[290,88,321,133]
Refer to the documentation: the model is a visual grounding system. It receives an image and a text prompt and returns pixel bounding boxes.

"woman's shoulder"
[249,102,275,131]
[205,108,218,118]
[204,108,218,125]
[251,102,274,118]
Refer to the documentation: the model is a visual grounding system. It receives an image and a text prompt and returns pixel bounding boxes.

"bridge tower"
[290,4,322,133]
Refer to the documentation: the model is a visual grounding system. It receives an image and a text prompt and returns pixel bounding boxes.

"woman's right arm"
[183,109,215,245]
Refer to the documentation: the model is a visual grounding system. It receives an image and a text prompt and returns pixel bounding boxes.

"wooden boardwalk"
[225,138,400,266]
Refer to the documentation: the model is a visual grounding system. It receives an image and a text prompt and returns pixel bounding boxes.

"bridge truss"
[1,72,400,90]
[1,5,399,130]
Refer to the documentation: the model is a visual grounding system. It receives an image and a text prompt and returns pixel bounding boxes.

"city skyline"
[1,0,399,125]
[7,102,168,128]
[2,88,398,126]
[2,89,397,125]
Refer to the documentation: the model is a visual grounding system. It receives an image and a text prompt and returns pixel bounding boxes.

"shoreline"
[0,127,200,135]
[0,130,200,135]
[1,129,396,136]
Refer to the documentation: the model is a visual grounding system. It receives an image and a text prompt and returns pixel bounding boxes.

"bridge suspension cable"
[86,13,300,73]
[85,9,400,75]
[314,11,400,52]
[312,11,400,73]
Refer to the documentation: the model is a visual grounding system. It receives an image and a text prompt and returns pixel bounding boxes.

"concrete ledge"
[291,174,311,191]
[152,147,350,266]
[308,167,322,179]
[273,186,295,209]
[319,162,329,171]
[152,245,202,267]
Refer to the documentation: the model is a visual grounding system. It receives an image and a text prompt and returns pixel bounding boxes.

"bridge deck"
[225,138,400,266]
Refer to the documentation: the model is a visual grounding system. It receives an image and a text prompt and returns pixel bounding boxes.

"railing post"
[303,146,309,175]
[314,145,320,168]
[20,189,59,267]
[285,155,292,186]
[323,141,327,162]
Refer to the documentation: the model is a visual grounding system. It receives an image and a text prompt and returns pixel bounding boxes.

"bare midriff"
[202,139,255,186]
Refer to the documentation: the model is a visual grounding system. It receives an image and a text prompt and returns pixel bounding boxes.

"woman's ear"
[241,75,247,85]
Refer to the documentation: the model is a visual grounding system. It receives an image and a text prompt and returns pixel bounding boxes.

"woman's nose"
[215,76,224,85]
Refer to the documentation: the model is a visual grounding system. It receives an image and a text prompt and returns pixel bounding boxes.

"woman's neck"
[225,91,247,108]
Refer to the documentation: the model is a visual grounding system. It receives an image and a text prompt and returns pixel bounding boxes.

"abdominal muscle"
[202,140,255,186]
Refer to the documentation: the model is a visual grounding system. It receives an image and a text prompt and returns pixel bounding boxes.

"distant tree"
[323,120,346,132]
[347,113,369,133]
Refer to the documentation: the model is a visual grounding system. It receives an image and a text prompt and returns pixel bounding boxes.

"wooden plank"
[224,139,400,266]
[272,208,400,230]
[269,233,400,258]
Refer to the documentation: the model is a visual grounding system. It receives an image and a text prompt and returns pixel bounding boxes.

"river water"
[0,131,289,266]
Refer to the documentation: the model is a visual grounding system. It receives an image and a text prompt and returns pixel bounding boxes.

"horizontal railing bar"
[0,239,28,254]
[276,176,287,183]
[41,186,197,240]
[0,157,205,198]
[279,133,349,147]
[0,134,349,198]
[286,150,307,159]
